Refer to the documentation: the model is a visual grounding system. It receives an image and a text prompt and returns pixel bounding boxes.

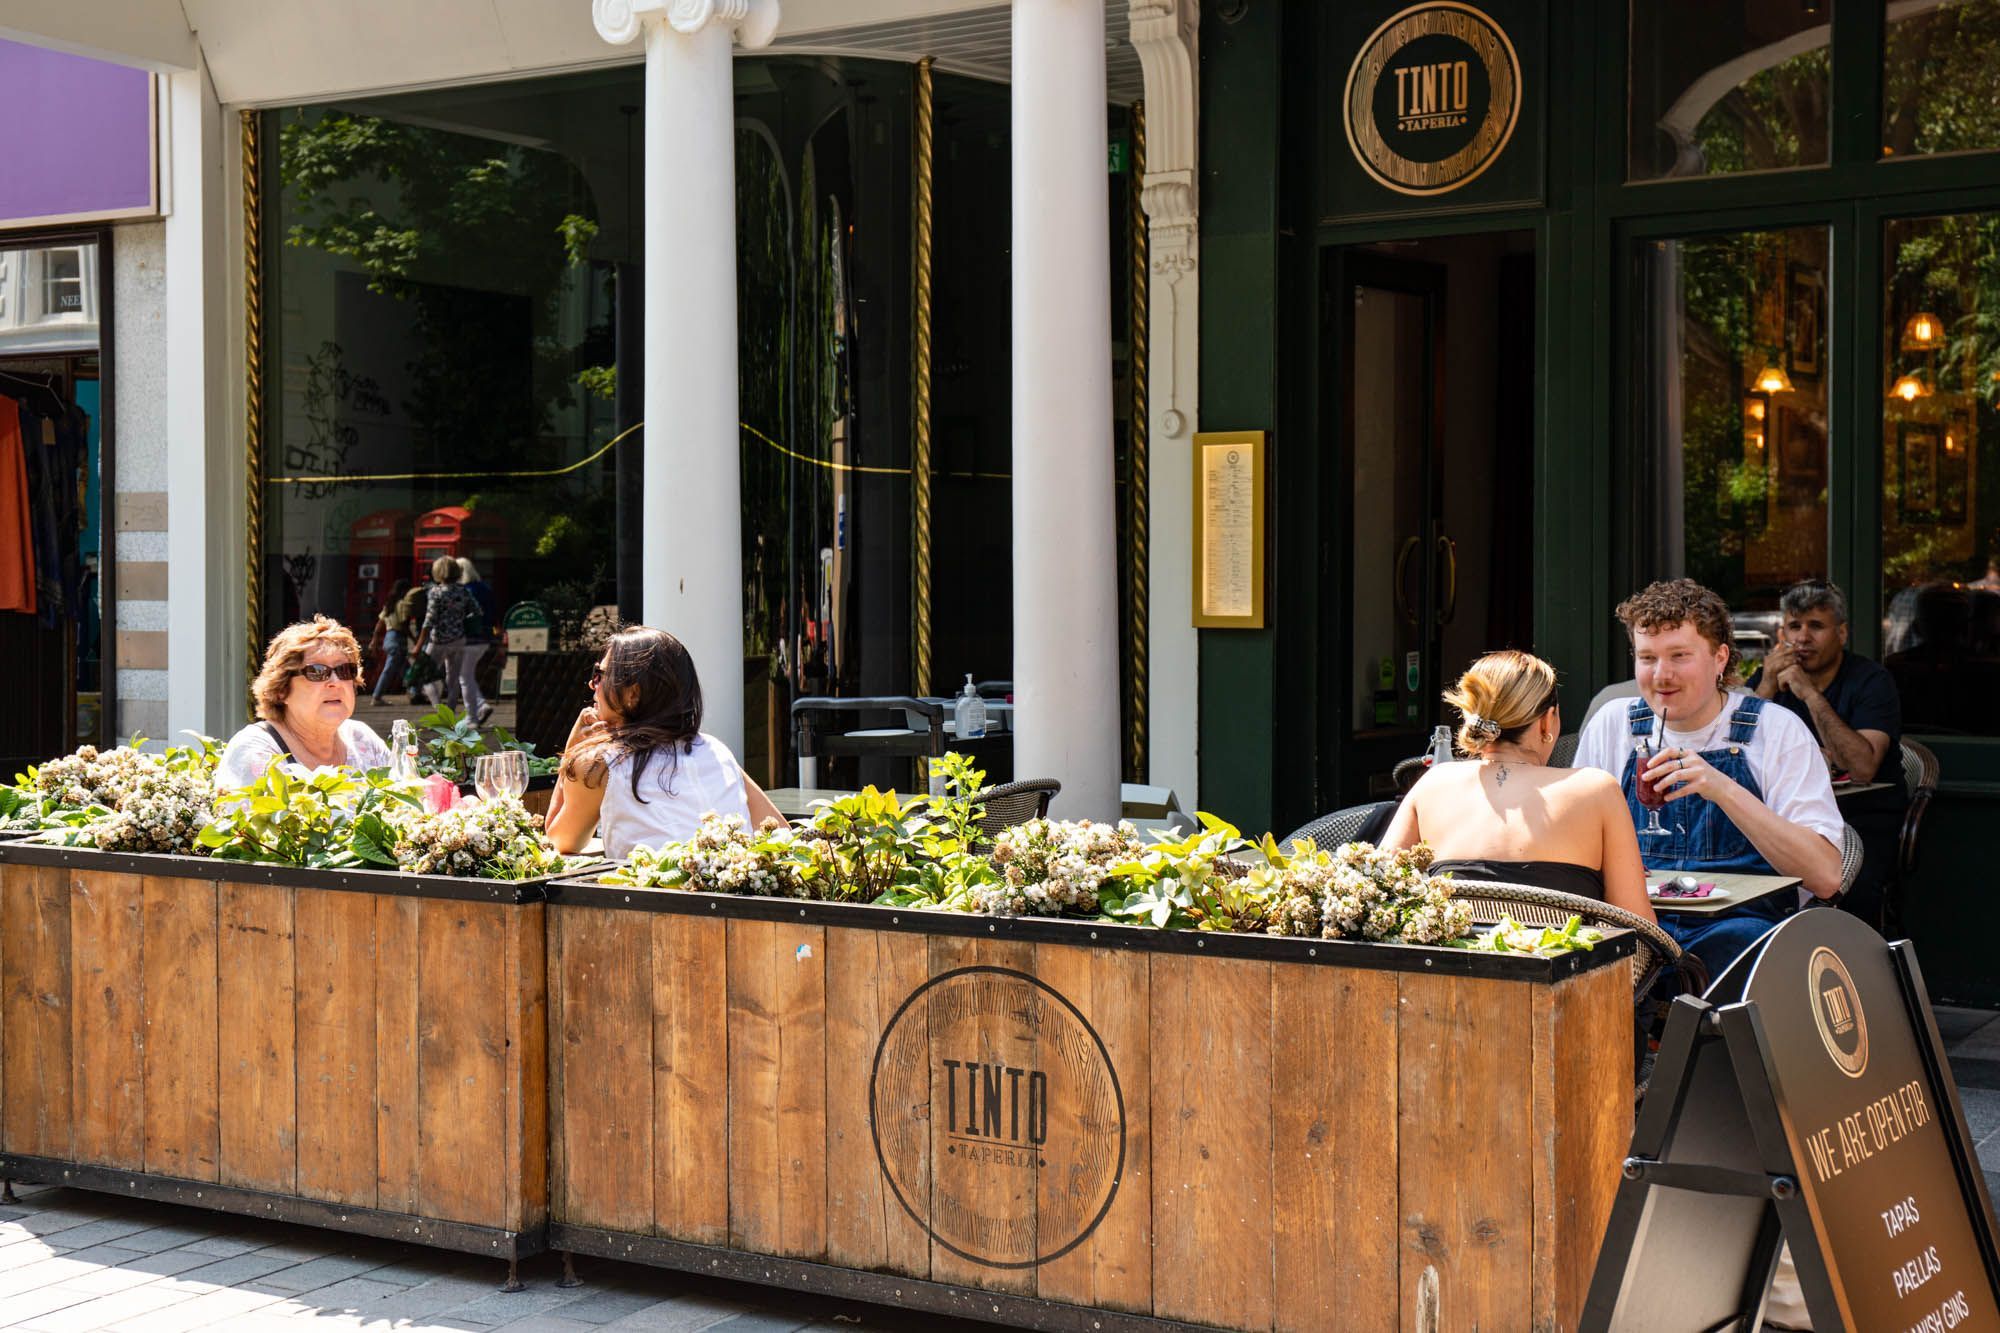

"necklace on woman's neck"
[1482,743,1542,785]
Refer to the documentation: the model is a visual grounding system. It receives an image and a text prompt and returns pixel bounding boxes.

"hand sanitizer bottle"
[1426,725,1454,767]
[955,675,987,741]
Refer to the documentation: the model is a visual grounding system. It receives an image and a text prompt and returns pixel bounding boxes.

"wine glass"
[475,751,529,803]
[1632,733,1672,838]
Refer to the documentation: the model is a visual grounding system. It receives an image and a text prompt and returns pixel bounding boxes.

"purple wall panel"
[0,38,155,227]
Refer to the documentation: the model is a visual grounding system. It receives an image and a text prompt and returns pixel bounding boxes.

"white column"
[1130,0,1201,811]
[164,56,242,738]
[1011,0,1120,820]
[594,0,778,755]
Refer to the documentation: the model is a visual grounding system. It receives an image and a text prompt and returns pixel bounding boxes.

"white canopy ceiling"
[0,0,1107,105]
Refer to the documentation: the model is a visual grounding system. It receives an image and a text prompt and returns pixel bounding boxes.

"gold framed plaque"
[1191,431,1266,629]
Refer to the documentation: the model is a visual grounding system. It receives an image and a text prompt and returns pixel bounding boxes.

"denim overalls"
[1620,695,1793,983]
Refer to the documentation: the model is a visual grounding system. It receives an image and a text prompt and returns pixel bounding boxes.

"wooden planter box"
[543,878,1637,1332]
[0,841,551,1261]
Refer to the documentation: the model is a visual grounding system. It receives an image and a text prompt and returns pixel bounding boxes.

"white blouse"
[598,733,751,860]
[213,719,392,792]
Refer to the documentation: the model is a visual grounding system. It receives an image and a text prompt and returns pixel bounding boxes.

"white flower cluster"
[1312,841,1471,945]
[392,796,565,880]
[982,818,1145,917]
[86,768,215,855]
[659,812,816,897]
[32,745,158,813]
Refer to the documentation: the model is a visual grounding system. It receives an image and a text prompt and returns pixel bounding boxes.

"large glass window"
[1628,1,1831,180]
[1637,225,1832,662]
[1885,0,2000,158]
[1880,212,2000,734]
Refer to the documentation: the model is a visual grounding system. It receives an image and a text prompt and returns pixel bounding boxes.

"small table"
[1646,871,1802,916]
[1833,781,1893,799]
[765,786,855,820]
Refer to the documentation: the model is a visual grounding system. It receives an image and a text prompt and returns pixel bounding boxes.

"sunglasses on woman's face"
[297,662,360,683]
[589,664,607,690]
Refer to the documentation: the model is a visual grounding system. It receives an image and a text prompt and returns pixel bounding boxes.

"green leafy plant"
[412,704,557,781]
[198,766,421,868]
[1101,813,1254,930]
[1452,914,1604,957]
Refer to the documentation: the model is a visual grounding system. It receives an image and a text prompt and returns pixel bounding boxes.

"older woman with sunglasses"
[214,615,393,790]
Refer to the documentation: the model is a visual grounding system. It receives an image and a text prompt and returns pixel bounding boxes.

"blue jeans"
[373,630,407,702]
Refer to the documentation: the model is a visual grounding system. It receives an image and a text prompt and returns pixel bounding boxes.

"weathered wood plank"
[218,882,297,1194]
[1149,953,1273,1328]
[654,913,728,1244]
[2,866,71,1159]
[375,894,420,1213]
[1533,961,1631,1333]
[824,926,930,1277]
[414,898,507,1224]
[505,902,548,1234]
[1032,942,1150,1315]
[926,935,1037,1295]
[1274,963,1398,1332]
[727,919,780,1254]
[772,921,826,1261]
[295,888,377,1207]
[69,870,143,1169]
[726,918,828,1259]
[141,875,218,1181]
[555,906,652,1232]
[1398,972,1533,1332]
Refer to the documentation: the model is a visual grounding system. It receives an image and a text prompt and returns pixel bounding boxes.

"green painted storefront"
[1195,0,2000,1004]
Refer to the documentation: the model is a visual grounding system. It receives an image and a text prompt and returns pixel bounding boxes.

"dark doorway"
[1323,229,1536,803]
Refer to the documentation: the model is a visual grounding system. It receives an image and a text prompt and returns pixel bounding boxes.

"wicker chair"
[1392,756,1428,793]
[1548,733,1580,769]
[972,779,1060,840]
[1278,801,1399,852]
[1837,822,1865,900]
[1898,738,1940,881]
[1445,877,1704,999]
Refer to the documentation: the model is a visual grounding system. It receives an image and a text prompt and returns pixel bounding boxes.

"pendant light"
[1891,370,1931,402]
[1753,358,1793,394]
[1902,311,1946,351]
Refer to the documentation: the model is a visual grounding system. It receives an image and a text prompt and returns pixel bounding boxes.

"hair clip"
[1464,712,1503,739]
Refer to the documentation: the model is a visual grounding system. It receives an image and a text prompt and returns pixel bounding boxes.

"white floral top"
[213,719,392,792]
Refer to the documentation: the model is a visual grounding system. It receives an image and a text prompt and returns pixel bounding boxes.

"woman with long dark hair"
[546,626,784,857]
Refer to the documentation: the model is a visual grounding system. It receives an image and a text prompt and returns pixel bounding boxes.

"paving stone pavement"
[5,1005,1999,1331]
[0,1187,975,1332]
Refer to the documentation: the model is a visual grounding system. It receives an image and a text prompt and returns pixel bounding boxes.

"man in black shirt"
[1748,580,1904,925]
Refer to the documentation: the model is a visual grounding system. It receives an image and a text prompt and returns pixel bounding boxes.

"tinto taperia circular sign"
[869,966,1125,1268]
[1343,2,1522,196]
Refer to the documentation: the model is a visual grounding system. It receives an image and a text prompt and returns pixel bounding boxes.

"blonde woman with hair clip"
[1382,650,1657,923]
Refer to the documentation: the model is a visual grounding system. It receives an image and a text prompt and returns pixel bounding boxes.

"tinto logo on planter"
[869,966,1125,1268]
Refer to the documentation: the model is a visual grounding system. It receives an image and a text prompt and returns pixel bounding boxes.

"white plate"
[1647,883,1732,903]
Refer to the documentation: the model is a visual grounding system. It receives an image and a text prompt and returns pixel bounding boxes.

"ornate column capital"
[1129,0,1197,241]
[593,0,779,49]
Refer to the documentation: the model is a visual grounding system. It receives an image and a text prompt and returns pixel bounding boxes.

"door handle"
[1393,535,1420,626]
[1436,532,1458,626]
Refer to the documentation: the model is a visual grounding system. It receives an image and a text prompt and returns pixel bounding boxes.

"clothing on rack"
[0,402,36,615]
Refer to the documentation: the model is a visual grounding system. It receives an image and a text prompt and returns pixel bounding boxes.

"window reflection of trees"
[1649,227,1829,620]
[1885,0,2000,158]
[1881,213,2000,733]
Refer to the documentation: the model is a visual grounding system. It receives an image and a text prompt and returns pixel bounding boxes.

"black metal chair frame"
[790,696,947,787]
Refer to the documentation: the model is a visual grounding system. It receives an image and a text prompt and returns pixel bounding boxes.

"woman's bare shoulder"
[1547,764,1622,799]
